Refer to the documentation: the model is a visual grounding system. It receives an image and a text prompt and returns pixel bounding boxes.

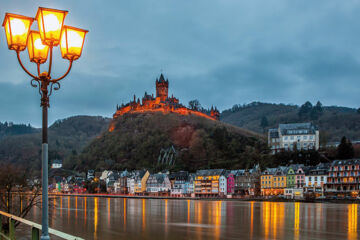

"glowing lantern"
[60,26,88,61]
[35,7,68,46]
[27,31,49,64]
[2,13,34,51]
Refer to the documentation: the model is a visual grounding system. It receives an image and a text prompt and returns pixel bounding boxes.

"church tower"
[156,73,169,102]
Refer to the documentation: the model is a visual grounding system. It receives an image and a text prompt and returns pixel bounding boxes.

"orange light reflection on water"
[108,198,111,225]
[94,197,98,239]
[294,202,300,240]
[214,201,222,240]
[250,202,254,239]
[348,204,358,240]
[123,198,127,230]
[142,199,146,231]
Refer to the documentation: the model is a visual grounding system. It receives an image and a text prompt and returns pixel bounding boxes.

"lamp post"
[2,7,88,240]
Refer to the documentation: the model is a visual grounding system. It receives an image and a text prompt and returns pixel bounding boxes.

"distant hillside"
[0,116,111,175]
[0,122,38,139]
[221,102,360,143]
[74,112,268,172]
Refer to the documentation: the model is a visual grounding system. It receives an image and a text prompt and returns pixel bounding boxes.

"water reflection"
[142,199,146,231]
[26,197,359,240]
[294,202,300,240]
[94,197,98,239]
[348,204,358,240]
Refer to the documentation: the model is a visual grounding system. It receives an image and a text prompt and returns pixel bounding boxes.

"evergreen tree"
[337,136,354,159]
[310,101,323,120]
[298,101,313,119]
[357,108,360,114]
[260,116,269,132]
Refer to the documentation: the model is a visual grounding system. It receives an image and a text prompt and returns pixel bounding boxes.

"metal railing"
[0,210,84,240]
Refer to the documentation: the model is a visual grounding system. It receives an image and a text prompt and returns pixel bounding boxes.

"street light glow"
[27,31,49,64]
[2,13,34,51]
[35,7,68,46]
[60,26,88,61]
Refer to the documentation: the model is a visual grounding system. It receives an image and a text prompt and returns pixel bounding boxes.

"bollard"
[9,219,15,240]
[31,227,40,240]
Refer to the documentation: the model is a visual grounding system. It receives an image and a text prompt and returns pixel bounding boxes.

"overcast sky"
[1,0,360,127]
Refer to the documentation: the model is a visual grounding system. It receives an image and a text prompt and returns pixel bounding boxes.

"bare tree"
[0,163,41,229]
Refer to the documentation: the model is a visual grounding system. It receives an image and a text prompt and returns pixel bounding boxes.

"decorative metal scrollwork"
[49,82,61,97]
[30,78,43,97]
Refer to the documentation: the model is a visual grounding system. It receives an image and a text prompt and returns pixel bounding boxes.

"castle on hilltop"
[112,74,220,122]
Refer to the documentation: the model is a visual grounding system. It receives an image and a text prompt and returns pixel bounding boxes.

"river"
[19,196,359,240]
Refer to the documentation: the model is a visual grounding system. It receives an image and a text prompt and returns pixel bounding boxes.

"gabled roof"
[196,169,225,176]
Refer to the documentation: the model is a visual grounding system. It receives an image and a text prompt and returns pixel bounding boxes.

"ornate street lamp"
[2,7,88,240]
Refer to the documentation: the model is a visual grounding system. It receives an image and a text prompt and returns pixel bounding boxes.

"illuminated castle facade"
[113,74,220,121]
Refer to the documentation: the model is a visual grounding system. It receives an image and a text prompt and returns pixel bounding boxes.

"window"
[310,135,314,140]
[315,177,317,181]
[321,176,324,181]
[303,135,308,140]
[284,136,288,140]
[309,177,312,181]
[290,136,294,140]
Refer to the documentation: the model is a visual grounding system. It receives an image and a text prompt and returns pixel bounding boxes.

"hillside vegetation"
[0,116,110,175]
[74,112,268,172]
[221,101,360,143]
[0,122,38,139]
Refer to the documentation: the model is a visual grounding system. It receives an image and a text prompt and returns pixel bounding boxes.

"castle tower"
[156,73,169,102]
[211,106,220,120]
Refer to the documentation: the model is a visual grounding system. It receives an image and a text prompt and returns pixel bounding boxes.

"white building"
[304,163,330,195]
[51,159,62,169]
[219,175,227,195]
[127,178,135,194]
[268,122,319,154]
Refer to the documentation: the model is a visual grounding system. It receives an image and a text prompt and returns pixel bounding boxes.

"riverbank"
[50,193,360,204]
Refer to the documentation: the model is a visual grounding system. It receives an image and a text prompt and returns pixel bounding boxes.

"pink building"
[227,173,235,194]
[295,167,305,188]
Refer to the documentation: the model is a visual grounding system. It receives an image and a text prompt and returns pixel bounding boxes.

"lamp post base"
[41,235,50,240]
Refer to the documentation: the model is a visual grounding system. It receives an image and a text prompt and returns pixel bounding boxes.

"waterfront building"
[219,174,228,196]
[268,122,319,154]
[186,173,195,195]
[304,163,330,195]
[286,166,296,188]
[114,170,129,194]
[272,167,287,195]
[234,165,261,196]
[146,173,171,195]
[295,165,306,188]
[169,171,189,197]
[261,168,276,196]
[226,172,235,195]
[132,170,150,195]
[194,169,224,197]
[326,159,360,197]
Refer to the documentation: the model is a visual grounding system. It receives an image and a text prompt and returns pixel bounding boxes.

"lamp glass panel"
[36,8,67,46]
[60,26,87,60]
[27,31,49,64]
[3,14,33,51]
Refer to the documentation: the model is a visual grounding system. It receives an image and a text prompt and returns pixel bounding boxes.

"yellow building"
[261,167,287,196]
[261,168,276,196]
[194,169,224,197]
[134,170,150,194]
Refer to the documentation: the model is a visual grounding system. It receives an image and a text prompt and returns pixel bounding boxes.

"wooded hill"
[0,116,110,175]
[221,101,360,144]
[73,112,268,172]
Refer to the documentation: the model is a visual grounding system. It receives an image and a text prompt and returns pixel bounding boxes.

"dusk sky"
[1,0,360,127]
